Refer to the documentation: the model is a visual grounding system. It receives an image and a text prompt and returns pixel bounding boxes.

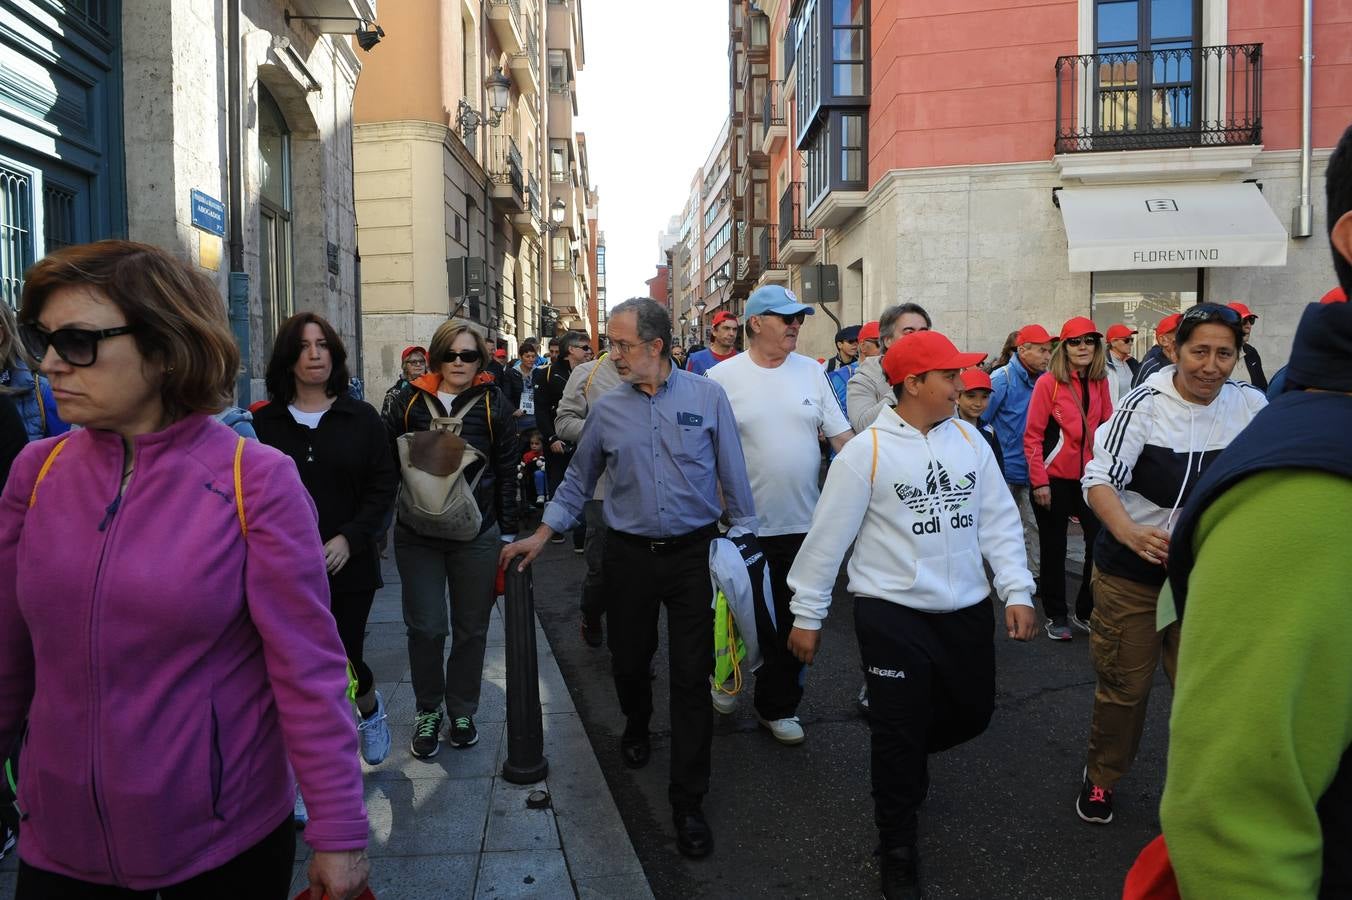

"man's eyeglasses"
[1063,336,1101,348]
[1181,303,1241,325]
[770,312,806,325]
[440,350,482,364]
[20,322,136,368]
[608,337,654,356]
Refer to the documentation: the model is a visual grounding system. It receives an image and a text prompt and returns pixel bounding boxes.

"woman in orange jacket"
[1024,316,1113,641]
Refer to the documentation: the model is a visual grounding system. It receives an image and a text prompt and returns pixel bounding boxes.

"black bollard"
[501,556,549,784]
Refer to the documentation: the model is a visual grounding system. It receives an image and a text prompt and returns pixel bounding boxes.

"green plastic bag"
[712,589,747,695]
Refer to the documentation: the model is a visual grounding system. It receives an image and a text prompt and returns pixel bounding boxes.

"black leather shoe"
[880,845,922,900]
[673,809,713,859]
[620,734,650,769]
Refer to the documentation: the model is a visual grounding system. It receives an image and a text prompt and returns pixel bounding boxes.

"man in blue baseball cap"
[744,283,815,320]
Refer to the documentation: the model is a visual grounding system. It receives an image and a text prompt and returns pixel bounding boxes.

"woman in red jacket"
[1024,316,1113,641]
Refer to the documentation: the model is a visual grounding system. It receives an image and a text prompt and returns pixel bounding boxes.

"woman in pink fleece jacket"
[0,241,369,898]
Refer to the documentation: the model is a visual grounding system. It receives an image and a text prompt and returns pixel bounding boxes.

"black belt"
[608,522,719,553]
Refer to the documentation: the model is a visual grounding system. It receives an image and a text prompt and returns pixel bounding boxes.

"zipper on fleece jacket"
[86,447,135,885]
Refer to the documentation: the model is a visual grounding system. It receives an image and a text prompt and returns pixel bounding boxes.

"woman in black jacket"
[383,321,518,760]
[255,312,399,774]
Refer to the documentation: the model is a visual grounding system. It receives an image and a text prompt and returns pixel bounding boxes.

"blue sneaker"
[358,690,391,766]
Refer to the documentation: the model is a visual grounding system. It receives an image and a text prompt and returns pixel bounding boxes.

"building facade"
[1,0,370,401]
[353,0,596,394]
[729,0,1349,369]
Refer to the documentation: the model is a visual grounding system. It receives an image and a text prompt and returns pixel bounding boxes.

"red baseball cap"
[401,345,427,362]
[882,331,988,386]
[960,368,993,392]
[711,310,738,326]
[858,320,881,342]
[1321,286,1348,304]
[1060,316,1100,341]
[1016,324,1052,345]
[494,348,507,359]
[1156,313,1182,336]
[1105,323,1136,341]
[1227,301,1257,320]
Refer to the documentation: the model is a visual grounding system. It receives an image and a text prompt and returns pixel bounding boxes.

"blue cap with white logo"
[744,284,815,318]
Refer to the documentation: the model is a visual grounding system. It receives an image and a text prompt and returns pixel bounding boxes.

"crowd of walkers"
[0,125,1349,900]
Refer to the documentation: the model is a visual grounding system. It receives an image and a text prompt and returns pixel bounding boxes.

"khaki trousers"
[1085,567,1180,788]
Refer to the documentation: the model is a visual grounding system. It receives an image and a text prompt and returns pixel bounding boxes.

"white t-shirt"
[287,405,327,429]
[436,391,460,413]
[708,351,852,536]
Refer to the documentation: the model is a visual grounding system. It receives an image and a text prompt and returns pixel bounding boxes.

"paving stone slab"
[364,776,493,858]
[474,849,574,900]
[483,779,560,853]
[575,872,657,900]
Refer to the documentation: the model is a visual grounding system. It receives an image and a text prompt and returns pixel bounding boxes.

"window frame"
[257,87,294,355]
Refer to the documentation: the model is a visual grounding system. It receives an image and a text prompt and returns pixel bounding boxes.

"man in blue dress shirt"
[503,297,757,860]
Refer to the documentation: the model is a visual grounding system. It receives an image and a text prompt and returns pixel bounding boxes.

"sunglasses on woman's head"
[19,322,135,367]
[1063,336,1100,347]
[1181,303,1241,325]
[441,350,482,364]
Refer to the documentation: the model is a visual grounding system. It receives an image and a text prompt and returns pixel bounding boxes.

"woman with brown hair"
[383,320,518,760]
[1023,316,1113,641]
[0,241,368,898]
[254,312,399,775]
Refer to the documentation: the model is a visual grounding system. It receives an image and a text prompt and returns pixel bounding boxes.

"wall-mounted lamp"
[455,67,513,139]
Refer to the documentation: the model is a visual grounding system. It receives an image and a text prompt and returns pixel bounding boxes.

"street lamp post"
[693,299,707,344]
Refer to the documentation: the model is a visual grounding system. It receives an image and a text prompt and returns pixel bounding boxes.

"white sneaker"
[710,683,738,715]
[293,788,308,827]
[358,689,392,766]
[757,714,805,745]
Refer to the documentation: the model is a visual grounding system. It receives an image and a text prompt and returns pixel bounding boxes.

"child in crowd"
[519,429,549,507]
[956,368,1004,476]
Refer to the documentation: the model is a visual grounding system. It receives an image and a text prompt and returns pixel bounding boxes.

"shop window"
[258,87,293,354]
[1091,267,1200,360]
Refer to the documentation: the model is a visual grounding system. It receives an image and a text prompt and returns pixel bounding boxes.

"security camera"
[355,22,384,52]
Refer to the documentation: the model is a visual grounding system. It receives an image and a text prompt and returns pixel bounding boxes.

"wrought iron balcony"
[778,181,815,245]
[759,226,785,273]
[1054,43,1262,154]
[488,133,525,211]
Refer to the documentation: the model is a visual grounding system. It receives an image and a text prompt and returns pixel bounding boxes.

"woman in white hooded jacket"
[1074,303,1267,828]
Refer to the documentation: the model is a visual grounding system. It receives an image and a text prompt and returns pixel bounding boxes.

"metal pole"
[501,556,549,784]
[1292,0,1314,238]
[226,0,251,403]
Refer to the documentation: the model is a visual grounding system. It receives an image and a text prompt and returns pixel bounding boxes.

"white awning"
[1057,182,1288,272]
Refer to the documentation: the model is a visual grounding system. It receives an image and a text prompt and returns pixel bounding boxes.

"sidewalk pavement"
[0,558,651,900]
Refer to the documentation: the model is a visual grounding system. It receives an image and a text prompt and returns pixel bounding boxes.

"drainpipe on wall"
[226,0,251,403]
[1291,0,1314,238]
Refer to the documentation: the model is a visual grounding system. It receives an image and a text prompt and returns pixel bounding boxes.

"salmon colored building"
[727,0,1350,367]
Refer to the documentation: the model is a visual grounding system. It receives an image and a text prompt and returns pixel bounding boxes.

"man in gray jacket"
[846,303,932,433]
[555,349,622,646]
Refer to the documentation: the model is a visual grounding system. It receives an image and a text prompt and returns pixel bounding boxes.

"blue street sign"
[190,189,226,237]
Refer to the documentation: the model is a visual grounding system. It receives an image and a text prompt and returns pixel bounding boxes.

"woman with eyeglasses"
[1023,317,1113,642]
[0,300,67,442]
[382,321,518,761]
[1074,302,1266,828]
[0,241,369,898]
[253,313,400,779]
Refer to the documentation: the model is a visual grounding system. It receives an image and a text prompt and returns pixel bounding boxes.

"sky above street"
[575,0,729,311]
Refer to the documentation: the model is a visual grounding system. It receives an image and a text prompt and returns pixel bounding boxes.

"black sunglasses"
[771,312,806,325]
[1063,336,1101,347]
[440,349,483,364]
[20,322,136,367]
[1181,303,1241,325]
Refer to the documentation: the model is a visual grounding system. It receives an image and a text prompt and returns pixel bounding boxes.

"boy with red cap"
[957,368,1003,475]
[1131,314,1180,388]
[786,331,1037,900]
[1225,301,1268,389]
[686,310,740,376]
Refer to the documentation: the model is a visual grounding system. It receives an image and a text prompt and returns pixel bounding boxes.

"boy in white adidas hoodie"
[787,331,1037,900]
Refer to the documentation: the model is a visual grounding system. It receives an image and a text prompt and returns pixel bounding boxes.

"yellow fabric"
[870,429,879,485]
[233,436,246,537]
[28,437,70,508]
[712,590,746,694]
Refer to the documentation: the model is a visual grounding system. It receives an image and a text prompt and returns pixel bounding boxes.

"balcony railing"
[527,171,541,218]
[488,133,524,196]
[759,226,784,272]
[778,181,814,246]
[1054,43,1262,154]
[764,79,785,128]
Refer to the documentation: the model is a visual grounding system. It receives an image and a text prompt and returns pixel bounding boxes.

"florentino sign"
[1132,248,1221,264]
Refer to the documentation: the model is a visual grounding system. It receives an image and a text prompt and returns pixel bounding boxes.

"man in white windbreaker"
[786,330,1037,900]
